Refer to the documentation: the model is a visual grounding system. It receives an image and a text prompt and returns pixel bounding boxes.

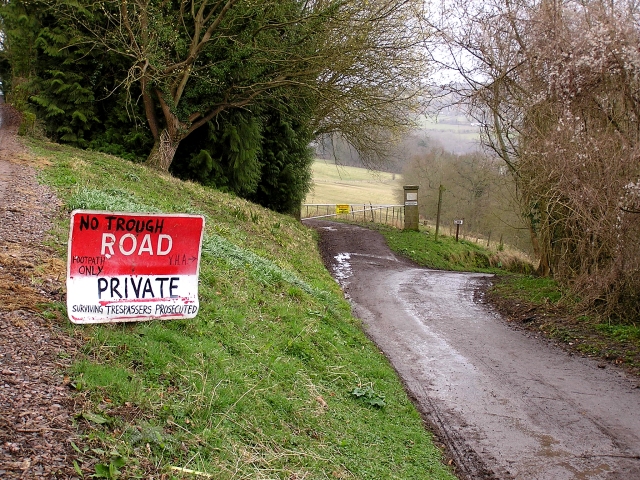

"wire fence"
[302,204,405,228]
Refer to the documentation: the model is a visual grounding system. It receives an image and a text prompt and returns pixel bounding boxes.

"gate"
[301,204,405,228]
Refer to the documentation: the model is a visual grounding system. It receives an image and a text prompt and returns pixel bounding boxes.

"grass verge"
[371,224,533,274]
[27,138,457,479]
[487,275,640,377]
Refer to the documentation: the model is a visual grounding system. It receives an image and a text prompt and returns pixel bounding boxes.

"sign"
[454,219,464,225]
[406,192,418,201]
[336,204,350,214]
[405,201,418,206]
[67,210,205,324]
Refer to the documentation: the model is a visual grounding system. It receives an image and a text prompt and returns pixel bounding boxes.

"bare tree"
[403,145,527,249]
[424,0,640,318]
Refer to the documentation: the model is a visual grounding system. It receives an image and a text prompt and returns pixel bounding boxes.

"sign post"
[454,219,463,242]
[403,185,419,231]
[66,210,205,324]
[435,184,445,241]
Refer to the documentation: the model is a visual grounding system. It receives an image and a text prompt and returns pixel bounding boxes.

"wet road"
[308,220,640,480]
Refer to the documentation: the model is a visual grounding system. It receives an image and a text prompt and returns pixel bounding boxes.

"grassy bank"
[27,139,456,479]
[371,224,533,274]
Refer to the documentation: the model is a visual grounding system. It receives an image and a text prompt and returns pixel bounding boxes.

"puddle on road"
[355,253,398,263]
[332,252,399,287]
[333,253,352,285]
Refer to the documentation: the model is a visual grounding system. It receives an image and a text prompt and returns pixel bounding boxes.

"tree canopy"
[50,0,428,170]
[1,0,428,212]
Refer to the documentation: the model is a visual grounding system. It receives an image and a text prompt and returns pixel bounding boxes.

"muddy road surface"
[306,219,640,480]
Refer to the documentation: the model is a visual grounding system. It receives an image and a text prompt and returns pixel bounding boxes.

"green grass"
[595,323,640,343]
[417,115,481,139]
[28,139,456,479]
[371,224,532,274]
[490,276,567,304]
[310,159,400,183]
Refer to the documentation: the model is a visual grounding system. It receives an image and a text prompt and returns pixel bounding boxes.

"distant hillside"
[314,106,482,172]
[418,114,482,155]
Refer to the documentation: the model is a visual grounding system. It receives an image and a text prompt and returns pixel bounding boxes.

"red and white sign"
[66,210,205,324]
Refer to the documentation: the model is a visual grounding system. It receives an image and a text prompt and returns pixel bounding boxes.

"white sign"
[454,219,464,225]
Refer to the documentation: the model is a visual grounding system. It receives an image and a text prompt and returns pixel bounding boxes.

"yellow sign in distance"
[336,204,350,214]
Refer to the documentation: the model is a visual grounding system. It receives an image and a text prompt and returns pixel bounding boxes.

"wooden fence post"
[435,184,444,241]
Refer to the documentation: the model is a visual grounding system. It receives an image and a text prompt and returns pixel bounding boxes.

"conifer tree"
[248,107,313,214]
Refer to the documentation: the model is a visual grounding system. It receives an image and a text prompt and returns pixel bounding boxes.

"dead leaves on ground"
[0,243,65,314]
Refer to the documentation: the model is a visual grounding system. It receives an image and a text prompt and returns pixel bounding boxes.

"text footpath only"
[67,210,205,324]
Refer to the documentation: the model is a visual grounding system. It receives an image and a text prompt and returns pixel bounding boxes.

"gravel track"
[0,105,81,479]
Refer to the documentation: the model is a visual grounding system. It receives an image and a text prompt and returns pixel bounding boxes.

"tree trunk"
[530,225,551,277]
[145,129,180,171]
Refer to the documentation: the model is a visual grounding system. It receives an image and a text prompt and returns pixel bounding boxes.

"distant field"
[305,160,405,205]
